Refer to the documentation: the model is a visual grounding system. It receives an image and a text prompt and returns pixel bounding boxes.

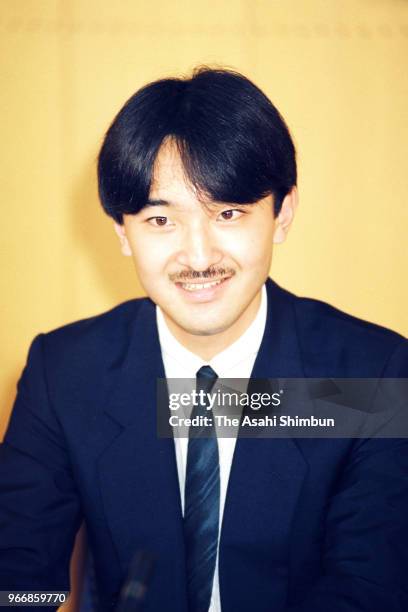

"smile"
[179,279,225,291]
[174,276,232,302]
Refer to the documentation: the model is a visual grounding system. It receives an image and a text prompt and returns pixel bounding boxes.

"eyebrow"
[144,198,237,209]
[145,198,171,207]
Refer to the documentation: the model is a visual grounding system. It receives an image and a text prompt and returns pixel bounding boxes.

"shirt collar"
[156,284,267,378]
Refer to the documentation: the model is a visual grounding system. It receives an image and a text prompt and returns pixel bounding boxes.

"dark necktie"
[184,365,220,612]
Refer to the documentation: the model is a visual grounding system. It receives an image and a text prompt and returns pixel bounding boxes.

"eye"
[217,209,244,221]
[147,216,170,227]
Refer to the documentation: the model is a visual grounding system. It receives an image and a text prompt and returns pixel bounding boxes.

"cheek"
[224,225,274,268]
[128,235,171,280]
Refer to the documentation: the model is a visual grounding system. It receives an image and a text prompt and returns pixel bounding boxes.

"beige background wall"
[1,0,407,608]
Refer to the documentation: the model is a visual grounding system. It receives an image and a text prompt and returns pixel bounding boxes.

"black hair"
[98,67,297,223]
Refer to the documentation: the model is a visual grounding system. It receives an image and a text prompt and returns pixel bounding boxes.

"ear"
[273,186,299,244]
[113,222,132,256]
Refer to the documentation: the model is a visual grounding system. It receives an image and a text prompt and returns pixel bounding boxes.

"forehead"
[150,141,189,193]
[148,140,240,216]
[148,140,213,212]
[148,139,273,213]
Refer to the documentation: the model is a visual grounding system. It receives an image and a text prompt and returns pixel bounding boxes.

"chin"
[179,317,236,337]
[188,327,227,337]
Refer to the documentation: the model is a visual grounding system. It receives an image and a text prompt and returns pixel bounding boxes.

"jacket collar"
[103,277,305,429]
[252,277,306,378]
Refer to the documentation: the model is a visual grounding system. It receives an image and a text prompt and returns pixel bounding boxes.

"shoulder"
[274,282,407,376]
[295,291,404,342]
[31,296,155,374]
[43,296,151,342]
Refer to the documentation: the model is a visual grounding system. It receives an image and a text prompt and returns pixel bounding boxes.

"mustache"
[169,268,235,282]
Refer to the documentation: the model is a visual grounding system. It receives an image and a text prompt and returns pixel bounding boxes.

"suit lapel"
[252,278,306,379]
[97,299,188,611]
[219,279,308,610]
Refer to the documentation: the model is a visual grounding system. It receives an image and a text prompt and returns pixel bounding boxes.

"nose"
[176,221,223,271]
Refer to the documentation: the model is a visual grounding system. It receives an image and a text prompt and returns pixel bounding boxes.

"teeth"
[180,279,224,291]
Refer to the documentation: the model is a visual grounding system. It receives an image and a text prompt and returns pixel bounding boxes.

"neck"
[163,291,262,361]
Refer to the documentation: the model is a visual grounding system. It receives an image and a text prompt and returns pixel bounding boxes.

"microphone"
[115,551,155,612]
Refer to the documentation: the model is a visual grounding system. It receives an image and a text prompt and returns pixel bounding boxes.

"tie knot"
[196,365,218,380]
[196,365,218,395]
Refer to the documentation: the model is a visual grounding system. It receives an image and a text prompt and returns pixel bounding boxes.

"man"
[0,68,407,612]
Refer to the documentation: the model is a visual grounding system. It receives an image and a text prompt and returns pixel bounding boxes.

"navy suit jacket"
[1,279,407,611]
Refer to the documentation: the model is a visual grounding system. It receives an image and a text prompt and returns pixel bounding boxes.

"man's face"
[115,141,295,352]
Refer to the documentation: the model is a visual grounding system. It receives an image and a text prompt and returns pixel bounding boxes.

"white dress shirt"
[156,284,267,612]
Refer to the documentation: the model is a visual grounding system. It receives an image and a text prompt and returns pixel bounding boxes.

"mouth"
[177,278,227,291]
[174,276,232,301]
